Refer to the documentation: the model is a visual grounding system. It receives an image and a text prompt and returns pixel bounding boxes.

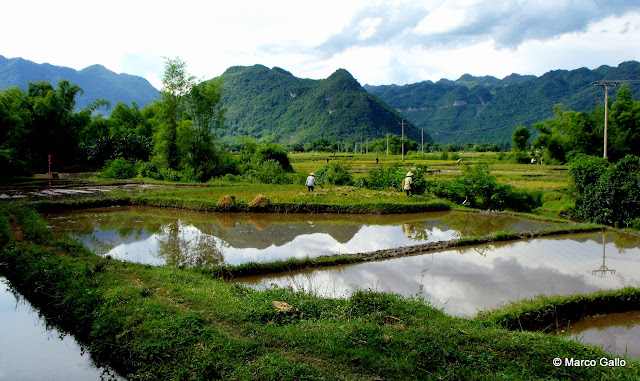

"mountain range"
[216,64,427,145]
[366,61,640,145]
[0,54,159,111]
[2,54,639,146]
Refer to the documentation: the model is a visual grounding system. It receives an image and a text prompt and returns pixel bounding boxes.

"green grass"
[479,287,640,333]
[1,206,638,380]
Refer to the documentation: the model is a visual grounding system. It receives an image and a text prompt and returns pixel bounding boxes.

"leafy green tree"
[155,57,195,169]
[0,87,31,175]
[511,126,530,152]
[368,135,418,155]
[25,80,85,171]
[609,84,640,161]
[189,78,226,132]
[151,58,230,181]
[570,154,640,227]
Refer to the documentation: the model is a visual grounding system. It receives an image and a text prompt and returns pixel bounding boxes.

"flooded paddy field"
[238,231,640,317]
[45,206,563,267]
[42,206,640,363]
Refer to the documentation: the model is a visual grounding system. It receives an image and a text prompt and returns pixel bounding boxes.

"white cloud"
[1,0,639,88]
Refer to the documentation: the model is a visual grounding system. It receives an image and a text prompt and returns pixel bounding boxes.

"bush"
[366,165,403,190]
[138,159,164,180]
[100,158,138,179]
[315,162,352,185]
[569,154,640,227]
[427,163,542,212]
[365,164,428,195]
[499,151,532,164]
[246,160,293,184]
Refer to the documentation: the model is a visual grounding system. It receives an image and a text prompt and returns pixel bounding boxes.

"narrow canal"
[0,277,122,380]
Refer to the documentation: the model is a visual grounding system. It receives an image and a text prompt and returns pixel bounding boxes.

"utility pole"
[592,233,615,275]
[594,81,619,159]
[401,119,405,162]
[421,128,424,158]
[386,133,389,156]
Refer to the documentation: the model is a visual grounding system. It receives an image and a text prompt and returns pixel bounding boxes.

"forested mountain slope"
[218,65,430,145]
[0,55,159,111]
[365,61,640,145]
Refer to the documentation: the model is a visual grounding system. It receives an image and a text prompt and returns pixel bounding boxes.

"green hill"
[365,61,640,145]
[0,55,159,111]
[217,65,431,145]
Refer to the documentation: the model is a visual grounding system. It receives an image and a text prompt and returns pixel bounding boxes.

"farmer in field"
[402,171,413,197]
[305,172,316,192]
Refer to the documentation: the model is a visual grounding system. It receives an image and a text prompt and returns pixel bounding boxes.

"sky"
[2,0,640,90]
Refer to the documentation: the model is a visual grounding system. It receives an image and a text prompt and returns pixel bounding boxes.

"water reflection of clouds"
[567,321,640,361]
[243,234,640,317]
[0,279,117,380]
[84,223,457,266]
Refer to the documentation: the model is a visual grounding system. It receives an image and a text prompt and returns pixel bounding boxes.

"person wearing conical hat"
[305,172,316,192]
[402,171,413,197]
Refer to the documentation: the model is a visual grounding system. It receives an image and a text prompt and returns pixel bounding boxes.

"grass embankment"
[479,287,640,333]
[1,204,639,380]
[28,183,454,215]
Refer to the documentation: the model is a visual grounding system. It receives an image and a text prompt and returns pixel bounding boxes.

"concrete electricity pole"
[401,119,405,162]
[593,81,619,159]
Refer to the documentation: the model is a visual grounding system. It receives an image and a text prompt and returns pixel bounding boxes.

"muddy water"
[0,277,122,380]
[45,207,562,267]
[558,310,640,361]
[238,231,640,317]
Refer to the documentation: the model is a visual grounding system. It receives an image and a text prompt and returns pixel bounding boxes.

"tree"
[25,80,84,171]
[155,57,195,169]
[189,78,226,133]
[511,126,530,152]
[609,84,640,161]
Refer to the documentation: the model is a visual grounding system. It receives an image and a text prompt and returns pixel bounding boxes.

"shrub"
[366,165,403,190]
[427,163,542,212]
[569,154,640,227]
[499,151,531,164]
[315,162,352,185]
[138,159,164,180]
[100,158,138,179]
[246,160,293,184]
[365,164,428,195]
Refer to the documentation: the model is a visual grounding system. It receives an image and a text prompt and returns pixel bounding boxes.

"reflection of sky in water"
[48,208,565,267]
[70,222,464,266]
[220,226,456,265]
[563,311,640,361]
[240,233,640,318]
[0,278,121,380]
